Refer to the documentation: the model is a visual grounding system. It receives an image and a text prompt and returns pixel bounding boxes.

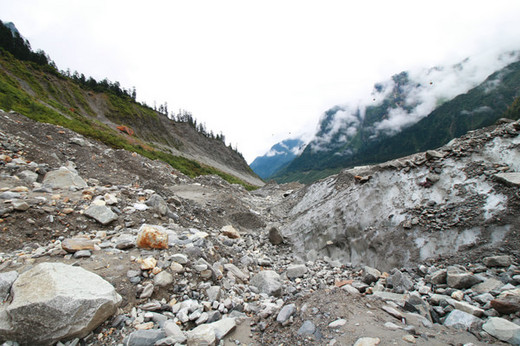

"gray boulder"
[43,167,87,189]
[446,266,482,289]
[387,270,414,293]
[0,262,121,345]
[483,255,512,268]
[363,266,381,284]
[250,270,282,297]
[482,317,520,345]
[268,227,284,245]
[443,309,483,331]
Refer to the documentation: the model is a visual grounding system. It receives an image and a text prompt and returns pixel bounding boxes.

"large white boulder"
[0,262,121,345]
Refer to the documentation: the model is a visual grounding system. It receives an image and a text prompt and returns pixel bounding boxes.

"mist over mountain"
[249,138,305,179]
[262,51,520,183]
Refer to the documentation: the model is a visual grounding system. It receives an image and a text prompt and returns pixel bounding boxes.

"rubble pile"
[0,110,519,345]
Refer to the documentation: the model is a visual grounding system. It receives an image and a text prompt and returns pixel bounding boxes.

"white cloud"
[1,1,520,162]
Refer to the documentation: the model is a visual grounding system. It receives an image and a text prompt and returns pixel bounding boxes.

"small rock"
[402,335,416,343]
[286,264,308,279]
[353,337,381,346]
[446,266,482,289]
[328,319,347,328]
[73,250,92,258]
[297,320,316,335]
[163,320,187,344]
[139,257,157,270]
[277,304,296,324]
[154,271,174,287]
[61,237,96,253]
[250,270,282,297]
[84,204,118,225]
[363,266,381,285]
[221,225,240,239]
[186,324,216,346]
[12,201,29,211]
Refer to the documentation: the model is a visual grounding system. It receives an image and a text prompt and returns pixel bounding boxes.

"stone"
[482,317,520,345]
[186,324,216,346]
[43,167,87,189]
[495,172,520,187]
[224,263,249,281]
[443,310,483,331]
[491,288,520,314]
[84,204,118,225]
[363,266,381,284]
[170,262,184,273]
[387,270,414,293]
[73,250,92,258]
[17,170,38,183]
[0,271,18,301]
[12,200,29,211]
[425,150,445,160]
[154,271,174,287]
[250,270,282,297]
[447,299,484,317]
[0,262,121,345]
[483,255,512,267]
[402,335,416,343]
[206,286,222,302]
[446,266,482,289]
[286,264,308,279]
[210,317,236,340]
[139,257,157,270]
[328,319,347,328]
[268,227,284,245]
[163,320,187,344]
[353,337,381,346]
[425,269,447,285]
[277,304,296,324]
[145,194,169,216]
[297,320,316,335]
[170,253,188,264]
[472,278,503,294]
[136,225,168,250]
[61,237,96,253]
[103,193,118,205]
[124,329,167,346]
[221,225,240,239]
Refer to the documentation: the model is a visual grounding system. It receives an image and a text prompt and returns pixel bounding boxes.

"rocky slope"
[0,110,519,345]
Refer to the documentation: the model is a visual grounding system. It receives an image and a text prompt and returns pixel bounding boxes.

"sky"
[1,1,520,163]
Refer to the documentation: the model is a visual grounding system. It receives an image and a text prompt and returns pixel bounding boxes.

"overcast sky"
[1,1,520,163]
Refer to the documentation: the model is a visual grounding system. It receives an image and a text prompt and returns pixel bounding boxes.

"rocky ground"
[0,110,519,345]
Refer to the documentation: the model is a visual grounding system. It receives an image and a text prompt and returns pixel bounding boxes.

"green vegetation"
[0,20,258,190]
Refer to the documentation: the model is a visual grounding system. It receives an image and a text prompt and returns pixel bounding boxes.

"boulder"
[483,255,512,268]
[153,271,174,287]
[136,225,168,250]
[209,317,236,340]
[482,317,520,345]
[472,278,503,294]
[425,269,447,285]
[443,309,483,331]
[446,266,482,289]
[43,166,87,189]
[387,270,414,293]
[491,288,520,314]
[0,262,121,345]
[250,270,282,297]
[163,320,187,344]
